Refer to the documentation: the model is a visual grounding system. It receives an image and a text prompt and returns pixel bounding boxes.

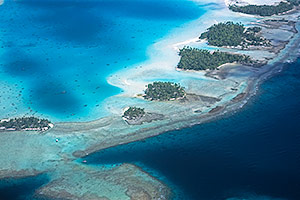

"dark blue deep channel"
[1,60,300,199]
[84,59,300,200]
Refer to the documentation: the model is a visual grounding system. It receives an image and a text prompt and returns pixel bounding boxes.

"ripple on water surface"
[0,0,205,121]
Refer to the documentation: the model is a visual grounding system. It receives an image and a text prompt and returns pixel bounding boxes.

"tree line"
[177,47,254,71]
[123,107,145,120]
[199,21,270,47]
[229,0,300,16]
[0,117,51,131]
[144,82,185,101]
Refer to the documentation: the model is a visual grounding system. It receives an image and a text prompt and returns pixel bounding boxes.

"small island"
[123,107,146,120]
[229,0,300,16]
[144,81,186,101]
[199,21,270,48]
[0,117,53,131]
[177,47,255,71]
[122,107,164,125]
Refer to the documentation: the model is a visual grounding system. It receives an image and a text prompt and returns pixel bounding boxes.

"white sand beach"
[105,0,289,117]
[1,0,300,199]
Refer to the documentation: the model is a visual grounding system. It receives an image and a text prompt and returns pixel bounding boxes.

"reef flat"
[0,130,170,199]
[36,163,169,200]
[1,0,300,199]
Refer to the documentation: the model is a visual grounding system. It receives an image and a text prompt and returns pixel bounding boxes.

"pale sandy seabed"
[1,0,300,199]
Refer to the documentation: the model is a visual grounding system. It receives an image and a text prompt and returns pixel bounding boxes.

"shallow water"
[0,0,205,121]
[1,43,299,200]
[0,57,300,200]
[1,1,300,200]
[84,59,300,200]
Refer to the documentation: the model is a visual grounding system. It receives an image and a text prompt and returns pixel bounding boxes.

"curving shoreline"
[65,0,300,157]
[1,0,300,199]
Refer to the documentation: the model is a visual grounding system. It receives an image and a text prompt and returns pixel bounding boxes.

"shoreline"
[27,0,299,160]
[65,3,300,157]
[1,0,300,199]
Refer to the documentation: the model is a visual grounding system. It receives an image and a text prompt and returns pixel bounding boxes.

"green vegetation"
[229,0,300,16]
[199,21,270,47]
[123,107,145,120]
[178,47,254,71]
[0,117,52,131]
[144,82,185,101]
[200,22,244,46]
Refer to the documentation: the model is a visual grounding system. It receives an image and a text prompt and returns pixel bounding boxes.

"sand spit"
[1,1,300,199]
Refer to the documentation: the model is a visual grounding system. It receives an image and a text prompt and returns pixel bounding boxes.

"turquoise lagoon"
[0,1,300,200]
[2,56,300,200]
[84,59,300,200]
[0,0,206,122]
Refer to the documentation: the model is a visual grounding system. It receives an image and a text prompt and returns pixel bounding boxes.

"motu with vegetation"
[199,21,270,47]
[144,82,186,101]
[123,107,146,120]
[229,0,300,16]
[0,117,52,131]
[177,47,254,71]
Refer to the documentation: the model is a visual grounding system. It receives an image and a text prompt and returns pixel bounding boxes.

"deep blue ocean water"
[1,1,300,200]
[2,58,299,200]
[0,174,48,200]
[0,0,204,121]
[82,59,300,200]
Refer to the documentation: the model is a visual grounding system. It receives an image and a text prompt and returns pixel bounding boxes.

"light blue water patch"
[0,0,206,121]
[83,59,300,200]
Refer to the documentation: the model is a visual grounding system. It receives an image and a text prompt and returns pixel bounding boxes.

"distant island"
[177,47,255,71]
[144,81,186,101]
[229,0,300,16]
[199,21,270,48]
[1,0,300,199]
[0,117,53,131]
